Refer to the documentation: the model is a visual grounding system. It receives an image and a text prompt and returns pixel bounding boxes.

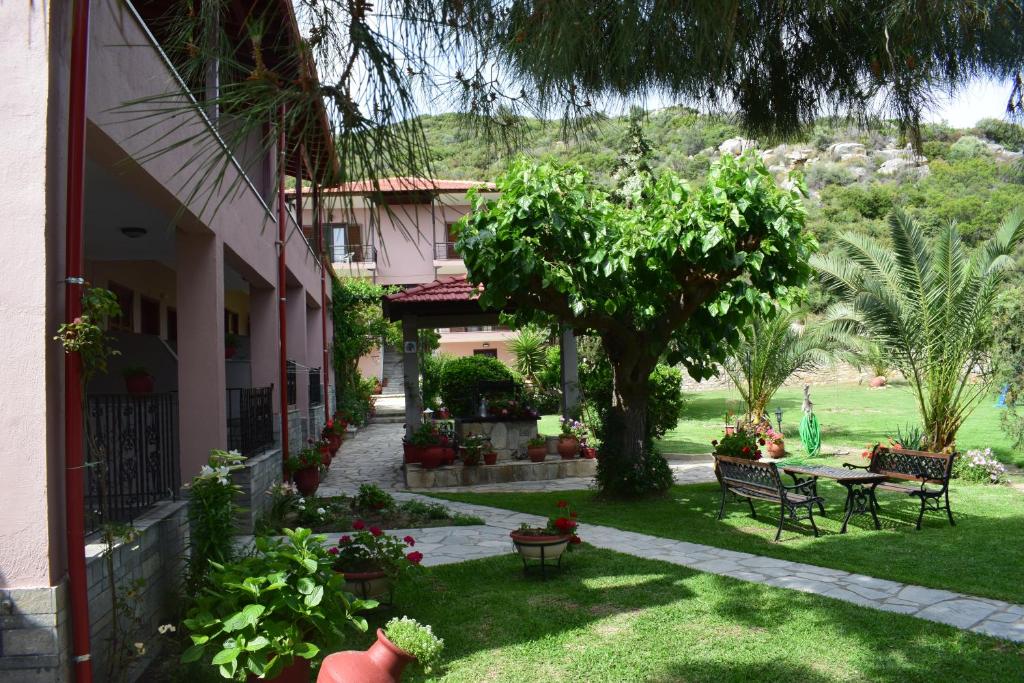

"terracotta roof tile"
[385,275,483,304]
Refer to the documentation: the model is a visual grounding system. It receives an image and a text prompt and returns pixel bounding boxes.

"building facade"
[0,1,335,679]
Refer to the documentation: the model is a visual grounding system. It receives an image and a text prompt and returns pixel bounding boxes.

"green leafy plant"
[407,422,448,448]
[354,484,394,511]
[187,449,245,592]
[330,524,423,577]
[952,449,1007,484]
[181,528,373,681]
[886,424,926,451]
[332,278,400,401]
[527,435,547,448]
[815,208,1024,450]
[53,285,122,379]
[559,418,588,441]
[383,617,444,674]
[509,325,550,384]
[439,355,522,417]
[286,443,324,473]
[712,427,763,460]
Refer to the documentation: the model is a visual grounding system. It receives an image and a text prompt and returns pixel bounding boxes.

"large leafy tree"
[814,209,1024,451]
[725,309,833,422]
[457,154,816,495]
[331,278,400,398]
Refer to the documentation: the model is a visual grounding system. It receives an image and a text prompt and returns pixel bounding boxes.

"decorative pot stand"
[511,538,568,580]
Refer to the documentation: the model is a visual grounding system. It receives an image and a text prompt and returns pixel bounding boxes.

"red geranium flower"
[554,517,577,534]
[741,446,751,454]
[556,500,568,508]
[370,526,383,537]
[404,535,415,546]
[339,534,351,544]
[328,546,339,555]
[569,511,578,519]
[352,519,365,530]
[406,551,424,564]
[570,535,582,544]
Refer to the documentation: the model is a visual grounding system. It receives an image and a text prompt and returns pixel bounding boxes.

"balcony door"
[331,223,364,262]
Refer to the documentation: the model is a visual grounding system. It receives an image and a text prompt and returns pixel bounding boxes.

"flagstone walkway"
[321,424,1024,643]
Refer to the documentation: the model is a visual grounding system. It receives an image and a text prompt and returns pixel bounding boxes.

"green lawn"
[432,478,1024,605]
[540,381,1022,466]
[356,546,1024,682]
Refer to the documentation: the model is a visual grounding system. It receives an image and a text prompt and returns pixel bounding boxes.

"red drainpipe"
[277,106,289,474]
[316,182,331,422]
[64,0,94,680]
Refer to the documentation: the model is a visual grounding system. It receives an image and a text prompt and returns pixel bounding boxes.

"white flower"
[157,624,176,635]
[134,642,146,655]
[199,465,214,477]
[228,449,241,456]
[316,508,326,515]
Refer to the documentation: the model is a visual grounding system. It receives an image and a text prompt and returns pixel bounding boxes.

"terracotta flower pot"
[869,376,888,388]
[292,467,320,496]
[581,446,597,459]
[527,446,547,463]
[766,441,785,458]
[248,657,310,683]
[327,433,342,454]
[225,346,237,360]
[557,437,579,459]
[320,446,333,467]
[419,446,447,469]
[124,374,154,395]
[317,628,415,683]
[483,451,498,466]
[509,531,571,561]
[402,442,421,464]
[341,570,391,601]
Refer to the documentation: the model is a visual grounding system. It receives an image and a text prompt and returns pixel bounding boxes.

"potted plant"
[317,438,333,467]
[354,484,394,512]
[526,435,547,462]
[757,424,785,458]
[509,500,581,564]
[483,447,499,466]
[123,365,154,395]
[224,332,239,359]
[323,419,344,455]
[557,418,587,459]
[329,524,423,602]
[181,528,374,682]
[460,434,490,466]
[580,440,597,459]
[318,616,444,683]
[408,423,447,468]
[712,425,762,481]
[287,445,324,496]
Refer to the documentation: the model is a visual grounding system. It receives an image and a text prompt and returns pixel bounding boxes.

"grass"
[540,380,1023,466]
[356,546,1024,682]
[431,476,1024,605]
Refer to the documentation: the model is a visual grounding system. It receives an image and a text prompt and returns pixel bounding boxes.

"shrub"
[580,351,685,441]
[975,118,1024,150]
[383,617,444,673]
[354,484,394,511]
[594,410,673,497]
[421,352,451,410]
[806,161,857,189]
[948,135,992,160]
[439,355,522,417]
[186,449,244,592]
[952,449,1007,484]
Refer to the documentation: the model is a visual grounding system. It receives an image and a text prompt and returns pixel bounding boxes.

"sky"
[924,78,1016,128]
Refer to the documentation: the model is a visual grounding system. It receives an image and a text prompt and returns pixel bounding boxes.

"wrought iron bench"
[843,446,956,530]
[715,455,825,541]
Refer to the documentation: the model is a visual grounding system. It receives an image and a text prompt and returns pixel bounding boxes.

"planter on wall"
[402,442,421,464]
[341,570,391,602]
[527,446,547,463]
[124,374,155,395]
[766,441,785,458]
[483,451,498,466]
[292,467,320,496]
[557,437,579,459]
[419,447,447,469]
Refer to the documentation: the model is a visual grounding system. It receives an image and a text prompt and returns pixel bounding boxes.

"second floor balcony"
[332,244,377,264]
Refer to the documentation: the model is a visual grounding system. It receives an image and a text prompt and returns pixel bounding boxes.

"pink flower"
[369,526,383,537]
[404,536,415,546]
[339,534,351,544]
[406,551,424,564]
[352,520,365,530]
[328,546,340,555]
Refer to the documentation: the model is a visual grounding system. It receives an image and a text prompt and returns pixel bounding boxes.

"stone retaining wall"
[406,457,596,488]
[457,419,538,461]
[232,448,283,534]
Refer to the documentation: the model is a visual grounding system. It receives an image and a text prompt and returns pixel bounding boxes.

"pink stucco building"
[293,177,516,383]
[0,1,335,679]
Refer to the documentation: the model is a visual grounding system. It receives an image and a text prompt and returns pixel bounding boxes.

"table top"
[782,464,887,484]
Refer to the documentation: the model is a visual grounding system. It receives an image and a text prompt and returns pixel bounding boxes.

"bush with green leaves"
[354,484,394,511]
[186,449,245,592]
[332,278,400,400]
[420,351,451,410]
[439,355,522,417]
[992,285,1024,451]
[182,528,373,681]
[975,118,1024,151]
[948,135,993,160]
[383,616,444,673]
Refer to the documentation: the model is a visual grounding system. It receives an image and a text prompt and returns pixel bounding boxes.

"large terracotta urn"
[402,442,421,465]
[419,447,446,469]
[327,433,343,455]
[317,629,415,683]
[557,437,579,460]
[292,467,320,496]
[869,376,888,388]
[527,446,547,463]
[766,441,785,458]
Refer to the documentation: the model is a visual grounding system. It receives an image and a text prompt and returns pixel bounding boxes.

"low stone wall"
[83,500,189,681]
[307,403,327,448]
[287,408,304,455]
[0,583,70,682]
[406,457,596,488]
[232,448,283,534]
[457,419,538,461]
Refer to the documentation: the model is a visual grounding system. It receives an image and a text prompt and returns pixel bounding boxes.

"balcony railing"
[85,393,179,536]
[434,242,459,260]
[332,244,376,264]
[286,361,297,406]
[226,386,275,458]
[309,367,323,406]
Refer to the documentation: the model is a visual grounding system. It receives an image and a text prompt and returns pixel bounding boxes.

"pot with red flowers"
[329,522,423,603]
[509,500,582,567]
[711,425,763,481]
[323,419,344,455]
[286,444,325,496]
[408,423,450,468]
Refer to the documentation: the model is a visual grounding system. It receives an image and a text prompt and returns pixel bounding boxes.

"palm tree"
[508,326,549,385]
[725,309,832,421]
[813,209,1024,451]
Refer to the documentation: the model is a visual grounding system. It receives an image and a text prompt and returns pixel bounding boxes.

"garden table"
[782,465,887,534]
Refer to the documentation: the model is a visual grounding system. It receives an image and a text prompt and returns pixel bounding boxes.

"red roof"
[294,177,495,196]
[385,275,483,304]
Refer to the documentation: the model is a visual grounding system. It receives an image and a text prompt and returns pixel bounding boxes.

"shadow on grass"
[358,546,1024,682]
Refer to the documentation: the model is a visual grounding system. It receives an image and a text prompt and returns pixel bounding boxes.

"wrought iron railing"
[286,361,297,406]
[332,244,376,263]
[84,393,179,536]
[226,386,275,458]
[433,242,459,260]
[309,367,322,406]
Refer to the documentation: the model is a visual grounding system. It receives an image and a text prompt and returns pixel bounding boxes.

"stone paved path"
[322,424,1024,642]
[320,423,716,495]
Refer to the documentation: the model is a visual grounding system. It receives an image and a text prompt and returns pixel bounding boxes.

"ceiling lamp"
[120,226,147,239]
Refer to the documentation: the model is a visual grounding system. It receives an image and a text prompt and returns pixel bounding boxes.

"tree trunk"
[609,355,655,462]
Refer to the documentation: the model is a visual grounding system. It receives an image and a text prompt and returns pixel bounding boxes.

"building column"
[249,286,280,413]
[286,286,309,430]
[403,316,421,439]
[560,325,581,419]
[176,231,227,483]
